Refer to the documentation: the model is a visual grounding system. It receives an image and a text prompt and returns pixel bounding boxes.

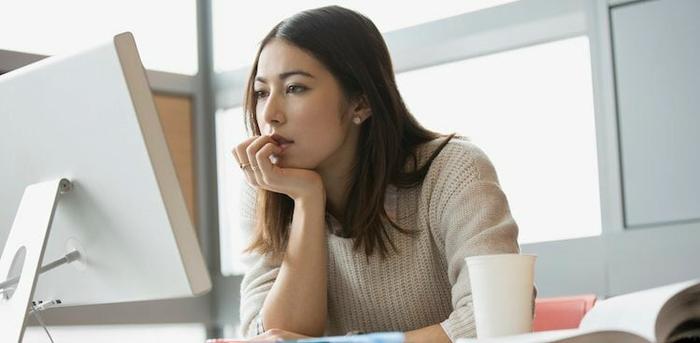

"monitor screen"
[0,32,211,308]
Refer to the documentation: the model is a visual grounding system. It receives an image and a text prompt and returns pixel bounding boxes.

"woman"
[233,6,521,342]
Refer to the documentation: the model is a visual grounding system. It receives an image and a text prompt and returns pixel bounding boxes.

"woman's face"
[253,38,357,171]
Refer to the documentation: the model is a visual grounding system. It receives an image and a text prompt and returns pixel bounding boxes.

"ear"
[351,95,372,122]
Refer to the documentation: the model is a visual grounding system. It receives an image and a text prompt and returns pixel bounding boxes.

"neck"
[319,166,350,221]
[316,127,360,221]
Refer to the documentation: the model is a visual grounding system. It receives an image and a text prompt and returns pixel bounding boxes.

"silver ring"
[239,163,250,170]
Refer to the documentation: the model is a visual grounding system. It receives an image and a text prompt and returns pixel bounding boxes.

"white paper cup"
[466,253,536,338]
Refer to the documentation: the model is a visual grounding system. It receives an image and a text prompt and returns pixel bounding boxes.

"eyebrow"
[255,70,315,83]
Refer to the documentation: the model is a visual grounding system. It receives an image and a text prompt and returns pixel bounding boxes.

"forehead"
[256,39,327,78]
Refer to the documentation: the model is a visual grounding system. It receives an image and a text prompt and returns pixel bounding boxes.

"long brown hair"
[244,6,454,260]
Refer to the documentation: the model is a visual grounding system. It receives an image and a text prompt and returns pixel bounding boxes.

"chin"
[272,158,299,169]
[273,147,325,169]
[275,157,317,170]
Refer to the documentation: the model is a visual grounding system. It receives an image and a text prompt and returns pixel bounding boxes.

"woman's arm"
[260,187,328,337]
[426,141,520,341]
[404,324,451,343]
[236,135,330,337]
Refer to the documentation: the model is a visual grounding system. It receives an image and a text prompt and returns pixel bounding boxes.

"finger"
[234,136,260,186]
[257,330,284,342]
[242,164,258,187]
[255,142,282,187]
[233,136,258,166]
[247,331,280,342]
[246,135,275,185]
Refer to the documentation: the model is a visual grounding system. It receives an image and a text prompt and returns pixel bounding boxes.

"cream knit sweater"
[238,138,520,341]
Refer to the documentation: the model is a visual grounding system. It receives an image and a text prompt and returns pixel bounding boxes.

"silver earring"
[353,116,362,124]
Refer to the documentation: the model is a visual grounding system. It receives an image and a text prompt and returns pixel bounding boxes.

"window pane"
[216,37,602,273]
[216,107,249,275]
[396,36,601,243]
[0,0,197,75]
[153,94,196,226]
[213,0,518,72]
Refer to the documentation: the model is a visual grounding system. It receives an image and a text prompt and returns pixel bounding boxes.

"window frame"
[5,0,698,338]
[0,55,219,331]
[0,0,223,336]
[217,0,700,303]
[214,0,621,299]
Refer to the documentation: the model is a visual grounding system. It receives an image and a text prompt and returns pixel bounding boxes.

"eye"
[254,90,269,99]
[286,84,307,94]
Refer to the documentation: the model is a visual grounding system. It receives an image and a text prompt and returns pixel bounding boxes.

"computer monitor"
[0,32,212,341]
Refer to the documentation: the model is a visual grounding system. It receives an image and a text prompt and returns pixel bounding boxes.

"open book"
[457,278,700,343]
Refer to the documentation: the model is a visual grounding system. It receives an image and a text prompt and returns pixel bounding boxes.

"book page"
[656,283,700,342]
[579,279,700,342]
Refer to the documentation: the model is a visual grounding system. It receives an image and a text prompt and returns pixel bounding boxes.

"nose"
[259,94,285,132]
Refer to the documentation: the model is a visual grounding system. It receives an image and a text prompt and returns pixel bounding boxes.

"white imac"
[0,32,212,342]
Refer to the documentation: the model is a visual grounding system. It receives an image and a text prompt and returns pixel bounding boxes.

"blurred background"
[1,0,698,341]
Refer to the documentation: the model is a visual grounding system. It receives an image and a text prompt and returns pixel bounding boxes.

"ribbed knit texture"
[238,138,520,341]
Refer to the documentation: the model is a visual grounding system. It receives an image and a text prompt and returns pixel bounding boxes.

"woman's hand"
[206,329,310,343]
[233,135,324,202]
[247,328,311,342]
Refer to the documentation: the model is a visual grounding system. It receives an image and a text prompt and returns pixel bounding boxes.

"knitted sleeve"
[237,184,281,337]
[426,140,520,341]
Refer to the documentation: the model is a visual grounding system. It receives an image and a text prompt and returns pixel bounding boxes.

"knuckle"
[246,145,255,156]
[236,141,249,153]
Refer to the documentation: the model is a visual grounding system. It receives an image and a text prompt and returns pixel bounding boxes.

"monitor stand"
[0,179,70,343]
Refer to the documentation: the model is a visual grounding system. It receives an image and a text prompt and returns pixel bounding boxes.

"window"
[216,107,249,275]
[216,36,602,275]
[212,0,519,72]
[0,0,197,75]
[395,36,602,243]
[153,94,196,225]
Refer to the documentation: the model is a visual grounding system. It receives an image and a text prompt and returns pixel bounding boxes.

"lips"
[271,133,294,146]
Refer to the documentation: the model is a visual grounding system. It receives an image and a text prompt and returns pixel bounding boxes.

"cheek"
[254,108,267,134]
[294,117,344,166]
[257,118,267,134]
[288,104,347,167]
